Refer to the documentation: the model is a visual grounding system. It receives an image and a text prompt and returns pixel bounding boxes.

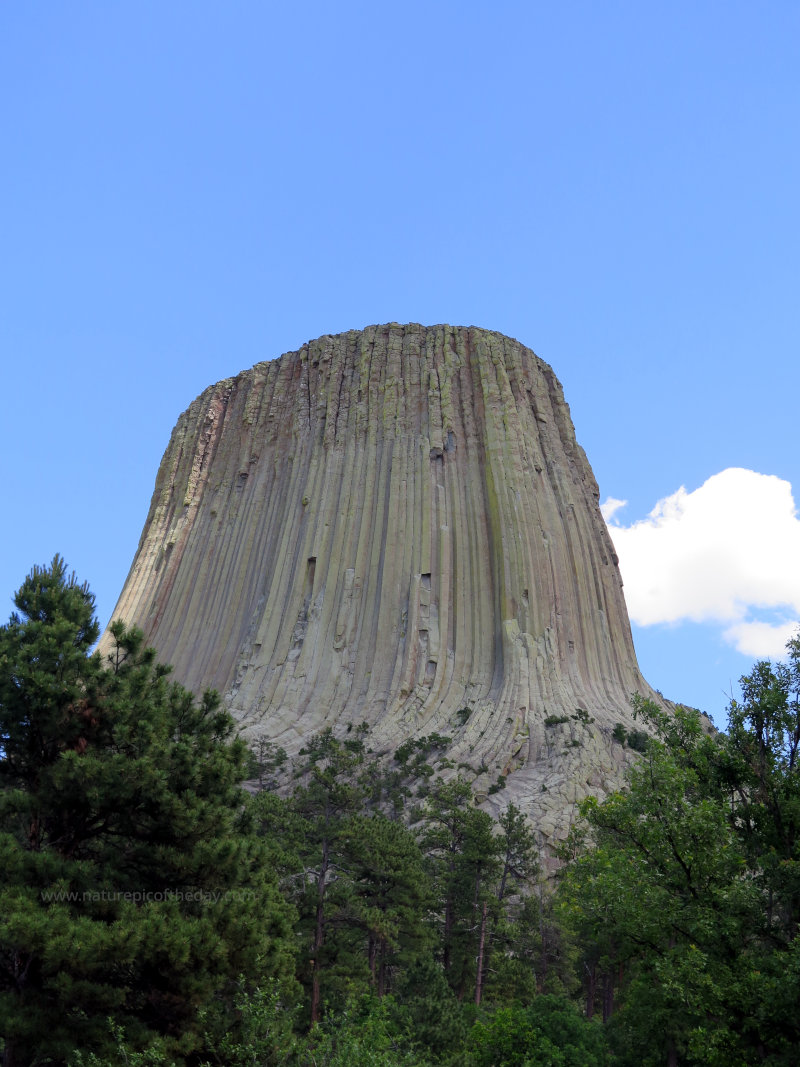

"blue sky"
[2,2,799,727]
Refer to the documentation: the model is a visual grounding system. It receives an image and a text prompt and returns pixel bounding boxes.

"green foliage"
[625,728,649,752]
[479,806,550,1004]
[69,1019,176,1066]
[611,722,649,751]
[369,733,453,815]
[0,557,295,1065]
[345,814,433,994]
[24,562,800,1065]
[198,977,297,1066]
[247,735,288,790]
[420,778,501,999]
[393,734,451,767]
[281,730,371,1023]
[466,997,610,1066]
[257,729,436,1026]
[392,957,466,1059]
[560,645,800,1065]
[572,708,595,725]
[294,995,424,1066]
[544,715,569,727]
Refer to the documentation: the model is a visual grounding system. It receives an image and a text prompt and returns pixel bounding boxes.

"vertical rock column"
[103,323,658,834]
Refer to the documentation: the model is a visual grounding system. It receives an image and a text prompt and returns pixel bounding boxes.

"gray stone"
[101,324,663,842]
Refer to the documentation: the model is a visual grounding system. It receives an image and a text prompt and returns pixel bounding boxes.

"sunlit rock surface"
[104,324,661,839]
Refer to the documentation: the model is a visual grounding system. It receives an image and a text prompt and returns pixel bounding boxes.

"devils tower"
[105,323,660,840]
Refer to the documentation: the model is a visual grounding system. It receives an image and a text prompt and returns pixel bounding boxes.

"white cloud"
[602,468,800,658]
[600,496,627,522]
[723,619,799,658]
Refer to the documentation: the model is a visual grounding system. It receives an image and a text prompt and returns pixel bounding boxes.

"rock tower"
[105,324,660,839]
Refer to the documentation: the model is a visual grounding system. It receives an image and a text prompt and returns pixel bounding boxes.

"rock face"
[105,324,660,840]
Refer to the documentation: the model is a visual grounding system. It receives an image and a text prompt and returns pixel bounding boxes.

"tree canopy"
[3,555,799,1066]
[0,557,295,1066]
[558,640,800,1066]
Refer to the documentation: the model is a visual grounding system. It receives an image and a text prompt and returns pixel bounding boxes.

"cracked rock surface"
[103,324,663,842]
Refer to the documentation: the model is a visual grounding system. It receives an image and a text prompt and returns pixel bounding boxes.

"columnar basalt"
[104,324,660,839]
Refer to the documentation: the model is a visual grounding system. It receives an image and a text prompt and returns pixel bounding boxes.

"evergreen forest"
[2,558,799,1066]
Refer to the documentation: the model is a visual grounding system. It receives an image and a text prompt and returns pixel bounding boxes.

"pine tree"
[0,557,295,1066]
[344,813,432,997]
[420,778,500,1000]
[479,802,541,1004]
[284,729,370,1024]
